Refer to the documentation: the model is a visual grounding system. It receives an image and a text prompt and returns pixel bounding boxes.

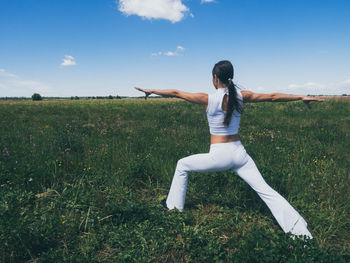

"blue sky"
[1,0,350,97]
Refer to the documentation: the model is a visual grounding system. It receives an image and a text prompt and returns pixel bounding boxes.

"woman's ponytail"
[212,60,243,127]
[224,79,242,126]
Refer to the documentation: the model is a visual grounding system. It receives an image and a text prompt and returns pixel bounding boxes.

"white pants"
[166,141,312,238]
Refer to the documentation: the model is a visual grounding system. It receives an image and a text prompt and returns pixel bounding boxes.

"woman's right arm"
[241,91,323,109]
[135,87,208,106]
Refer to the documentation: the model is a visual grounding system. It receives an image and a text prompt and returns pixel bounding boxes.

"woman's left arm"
[135,87,208,106]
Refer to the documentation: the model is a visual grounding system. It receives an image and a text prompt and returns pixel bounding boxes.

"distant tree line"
[0,97,29,100]
[0,93,346,101]
[71,95,122,100]
[0,94,127,100]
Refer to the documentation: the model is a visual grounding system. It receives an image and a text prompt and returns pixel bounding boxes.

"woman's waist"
[208,120,240,135]
[210,133,240,144]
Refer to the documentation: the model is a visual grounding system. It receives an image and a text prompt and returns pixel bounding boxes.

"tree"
[32,93,42,101]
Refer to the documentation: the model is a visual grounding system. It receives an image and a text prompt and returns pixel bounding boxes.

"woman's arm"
[135,87,208,106]
[241,91,324,109]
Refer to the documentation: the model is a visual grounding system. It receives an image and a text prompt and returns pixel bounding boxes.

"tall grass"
[0,99,349,262]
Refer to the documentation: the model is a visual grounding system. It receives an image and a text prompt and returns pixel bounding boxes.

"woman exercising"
[135,60,322,238]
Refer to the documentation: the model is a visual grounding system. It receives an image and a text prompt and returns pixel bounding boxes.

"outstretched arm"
[135,87,208,106]
[241,91,324,109]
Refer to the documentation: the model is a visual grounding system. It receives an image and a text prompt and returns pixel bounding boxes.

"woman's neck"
[216,83,227,90]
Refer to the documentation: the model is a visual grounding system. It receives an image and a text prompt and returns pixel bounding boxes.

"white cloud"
[286,80,350,95]
[0,69,17,78]
[177,45,185,51]
[250,78,350,95]
[151,51,162,56]
[118,0,189,23]
[201,0,215,3]
[0,69,52,97]
[288,82,321,89]
[61,55,76,67]
[152,45,186,57]
[341,79,350,85]
[164,51,176,56]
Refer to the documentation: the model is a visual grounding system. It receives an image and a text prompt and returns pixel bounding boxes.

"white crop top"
[206,88,243,135]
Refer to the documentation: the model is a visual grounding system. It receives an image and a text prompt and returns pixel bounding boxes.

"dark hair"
[212,60,243,126]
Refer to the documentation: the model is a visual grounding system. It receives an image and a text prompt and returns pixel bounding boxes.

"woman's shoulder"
[240,90,253,101]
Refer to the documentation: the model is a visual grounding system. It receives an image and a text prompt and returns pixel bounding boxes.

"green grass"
[0,98,349,262]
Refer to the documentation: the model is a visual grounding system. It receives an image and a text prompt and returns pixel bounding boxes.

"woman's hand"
[135,87,153,100]
[301,96,324,110]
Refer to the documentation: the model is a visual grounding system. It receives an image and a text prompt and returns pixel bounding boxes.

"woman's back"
[206,87,243,135]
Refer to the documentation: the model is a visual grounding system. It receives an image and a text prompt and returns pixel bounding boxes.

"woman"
[135,60,322,238]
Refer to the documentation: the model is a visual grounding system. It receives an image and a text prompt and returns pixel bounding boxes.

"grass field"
[0,98,349,262]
